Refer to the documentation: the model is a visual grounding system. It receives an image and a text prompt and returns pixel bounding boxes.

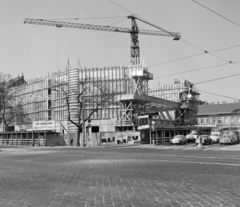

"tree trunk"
[76,127,80,146]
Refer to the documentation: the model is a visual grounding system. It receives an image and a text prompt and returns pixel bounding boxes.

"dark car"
[186,130,200,143]
[196,135,212,145]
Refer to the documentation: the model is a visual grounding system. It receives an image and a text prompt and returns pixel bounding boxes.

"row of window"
[199,116,240,124]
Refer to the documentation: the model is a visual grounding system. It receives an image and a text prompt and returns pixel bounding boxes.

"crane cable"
[46,16,127,21]
[56,27,61,71]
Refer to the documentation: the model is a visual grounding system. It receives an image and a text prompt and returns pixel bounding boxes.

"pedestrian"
[70,138,73,147]
[197,135,204,149]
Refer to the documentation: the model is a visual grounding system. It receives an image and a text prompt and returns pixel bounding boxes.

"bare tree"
[0,72,28,131]
[54,79,116,146]
[15,103,32,130]
[0,73,14,131]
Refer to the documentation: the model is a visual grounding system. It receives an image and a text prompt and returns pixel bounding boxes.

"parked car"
[170,135,187,145]
[220,135,238,145]
[186,130,199,143]
[195,135,212,145]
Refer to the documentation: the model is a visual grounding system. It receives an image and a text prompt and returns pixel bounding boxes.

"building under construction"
[149,79,200,102]
[2,62,205,142]
[4,62,178,134]
[149,79,202,126]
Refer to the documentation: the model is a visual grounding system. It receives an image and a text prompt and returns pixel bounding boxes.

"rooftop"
[198,102,240,115]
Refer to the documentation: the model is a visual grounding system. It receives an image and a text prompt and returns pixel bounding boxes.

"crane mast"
[24,16,181,65]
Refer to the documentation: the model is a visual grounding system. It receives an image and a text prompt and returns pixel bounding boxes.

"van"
[210,129,222,143]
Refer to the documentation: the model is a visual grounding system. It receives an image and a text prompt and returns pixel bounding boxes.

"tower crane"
[24,15,181,65]
[24,16,182,131]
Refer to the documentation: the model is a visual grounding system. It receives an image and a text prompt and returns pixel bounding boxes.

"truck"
[210,128,222,143]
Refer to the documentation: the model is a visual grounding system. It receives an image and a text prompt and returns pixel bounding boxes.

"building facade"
[197,102,240,129]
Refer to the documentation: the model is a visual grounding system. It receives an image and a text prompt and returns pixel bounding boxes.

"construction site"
[0,15,205,146]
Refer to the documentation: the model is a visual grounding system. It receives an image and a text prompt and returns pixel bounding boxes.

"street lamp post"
[150,120,155,145]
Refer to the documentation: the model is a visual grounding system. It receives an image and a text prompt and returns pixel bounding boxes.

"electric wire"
[108,0,240,101]
[149,44,240,67]
[153,62,230,79]
[107,0,138,17]
[194,71,240,85]
[153,59,240,80]
[149,53,203,67]
[192,0,240,27]
[181,39,240,65]
[198,90,240,100]
[107,0,239,67]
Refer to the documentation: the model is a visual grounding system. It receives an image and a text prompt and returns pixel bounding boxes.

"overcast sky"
[1,0,240,103]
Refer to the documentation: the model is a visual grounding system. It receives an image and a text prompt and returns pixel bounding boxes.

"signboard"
[137,125,150,130]
[101,131,140,145]
[33,121,56,131]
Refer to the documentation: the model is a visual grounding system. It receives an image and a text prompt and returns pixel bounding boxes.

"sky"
[1,0,240,103]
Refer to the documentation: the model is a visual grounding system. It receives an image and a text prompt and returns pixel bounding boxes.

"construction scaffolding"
[149,79,193,102]
[9,63,154,132]
[149,79,202,126]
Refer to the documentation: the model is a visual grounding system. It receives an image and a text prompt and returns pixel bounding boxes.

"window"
[212,118,216,124]
[237,117,240,123]
[224,117,228,123]
[230,117,234,123]
[206,118,209,123]
[201,118,204,124]
[92,126,99,133]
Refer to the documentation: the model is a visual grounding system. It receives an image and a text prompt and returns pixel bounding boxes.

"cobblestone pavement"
[123,143,240,151]
[1,146,240,207]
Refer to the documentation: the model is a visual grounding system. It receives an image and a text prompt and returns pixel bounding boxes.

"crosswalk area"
[128,143,240,151]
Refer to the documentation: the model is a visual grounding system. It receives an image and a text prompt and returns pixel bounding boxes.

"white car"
[210,132,222,143]
[170,135,187,145]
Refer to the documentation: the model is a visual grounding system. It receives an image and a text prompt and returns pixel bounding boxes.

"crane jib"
[24,18,180,38]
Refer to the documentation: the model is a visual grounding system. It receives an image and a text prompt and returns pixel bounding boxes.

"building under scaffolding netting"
[149,79,202,126]
[149,79,200,102]
[5,63,156,133]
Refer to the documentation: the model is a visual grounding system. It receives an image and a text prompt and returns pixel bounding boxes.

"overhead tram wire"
[153,62,231,79]
[148,44,240,67]
[153,60,240,80]
[192,0,240,27]
[107,1,240,102]
[181,39,240,65]
[194,71,240,85]
[107,0,239,67]
[107,0,138,17]
[198,90,240,101]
